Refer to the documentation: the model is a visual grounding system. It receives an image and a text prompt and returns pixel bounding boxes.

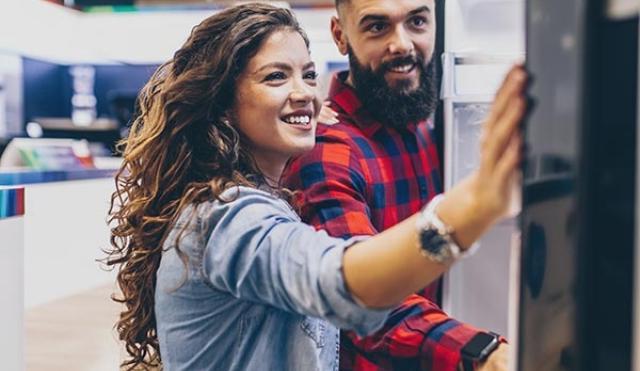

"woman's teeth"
[283,116,311,125]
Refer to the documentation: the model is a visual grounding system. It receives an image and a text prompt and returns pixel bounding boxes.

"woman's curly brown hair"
[103,4,309,369]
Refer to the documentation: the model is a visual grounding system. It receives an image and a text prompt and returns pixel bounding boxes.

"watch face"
[420,229,450,256]
[461,332,500,361]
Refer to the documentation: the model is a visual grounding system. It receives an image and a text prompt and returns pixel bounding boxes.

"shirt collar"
[327,70,427,137]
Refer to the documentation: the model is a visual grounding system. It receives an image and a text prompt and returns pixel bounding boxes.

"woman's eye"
[304,71,318,80]
[264,71,287,81]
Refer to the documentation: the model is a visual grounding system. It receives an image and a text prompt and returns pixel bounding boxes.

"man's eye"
[367,22,387,34]
[304,71,318,80]
[264,71,287,81]
[410,16,428,28]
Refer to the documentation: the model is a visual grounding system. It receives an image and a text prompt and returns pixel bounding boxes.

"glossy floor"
[25,284,125,370]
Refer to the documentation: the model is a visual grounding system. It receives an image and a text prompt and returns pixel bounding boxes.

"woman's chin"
[288,141,316,158]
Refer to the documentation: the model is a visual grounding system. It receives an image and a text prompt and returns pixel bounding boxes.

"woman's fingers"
[494,131,523,188]
[485,66,527,133]
[459,66,528,224]
[481,69,527,174]
[485,94,526,168]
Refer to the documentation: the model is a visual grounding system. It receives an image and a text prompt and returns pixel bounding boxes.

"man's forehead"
[342,0,435,20]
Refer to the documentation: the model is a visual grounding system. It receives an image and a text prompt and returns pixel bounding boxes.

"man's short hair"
[335,0,349,15]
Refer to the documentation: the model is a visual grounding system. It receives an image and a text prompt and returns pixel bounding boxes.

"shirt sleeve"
[284,134,483,371]
[202,187,389,336]
[341,295,482,370]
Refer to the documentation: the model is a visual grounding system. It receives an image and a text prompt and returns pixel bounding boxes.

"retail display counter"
[0,168,115,186]
[0,186,25,371]
[0,168,117,308]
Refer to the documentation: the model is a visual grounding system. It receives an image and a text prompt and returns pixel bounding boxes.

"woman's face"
[233,29,320,179]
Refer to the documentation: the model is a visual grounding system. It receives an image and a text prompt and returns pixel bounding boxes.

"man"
[283,0,512,370]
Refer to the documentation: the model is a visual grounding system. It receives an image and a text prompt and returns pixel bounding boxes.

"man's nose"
[387,25,414,55]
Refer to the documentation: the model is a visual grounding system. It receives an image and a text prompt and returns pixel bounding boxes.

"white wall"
[445,0,525,54]
[0,0,90,64]
[78,10,218,64]
[78,7,345,74]
[0,0,215,64]
[0,0,344,68]
[0,214,24,371]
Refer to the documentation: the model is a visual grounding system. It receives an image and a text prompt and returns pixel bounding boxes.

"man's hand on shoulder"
[318,101,339,125]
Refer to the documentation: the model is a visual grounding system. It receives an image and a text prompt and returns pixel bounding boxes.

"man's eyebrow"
[358,14,388,27]
[408,6,431,17]
[358,6,432,27]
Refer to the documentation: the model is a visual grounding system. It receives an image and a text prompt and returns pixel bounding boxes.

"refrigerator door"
[441,53,521,338]
[441,0,525,339]
[519,1,638,370]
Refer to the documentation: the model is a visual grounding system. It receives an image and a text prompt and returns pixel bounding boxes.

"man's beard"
[347,45,438,129]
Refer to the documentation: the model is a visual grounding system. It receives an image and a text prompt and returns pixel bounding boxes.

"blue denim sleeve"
[201,187,389,336]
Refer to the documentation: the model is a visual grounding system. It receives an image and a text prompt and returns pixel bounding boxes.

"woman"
[105,3,526,370]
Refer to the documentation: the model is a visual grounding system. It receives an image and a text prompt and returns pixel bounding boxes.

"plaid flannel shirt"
[282,71,482,371]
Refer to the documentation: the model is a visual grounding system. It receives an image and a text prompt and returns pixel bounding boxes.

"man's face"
[333,0,436,93]
[332,0,438,127]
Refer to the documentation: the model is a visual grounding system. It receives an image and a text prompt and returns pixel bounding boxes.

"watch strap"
[416,194,463,264]
[461,358,477,371]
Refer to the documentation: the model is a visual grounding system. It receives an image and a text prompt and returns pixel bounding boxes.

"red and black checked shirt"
[283,71,483,371]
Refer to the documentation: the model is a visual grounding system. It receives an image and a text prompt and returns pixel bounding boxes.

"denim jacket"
[155,186,390,370]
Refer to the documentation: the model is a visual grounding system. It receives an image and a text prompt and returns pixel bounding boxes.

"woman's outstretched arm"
[343,65,527,308]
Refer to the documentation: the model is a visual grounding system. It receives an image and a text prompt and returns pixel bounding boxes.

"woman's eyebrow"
[254,62,293,75]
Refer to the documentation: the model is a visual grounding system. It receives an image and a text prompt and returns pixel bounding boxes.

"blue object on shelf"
[0,186,24,219]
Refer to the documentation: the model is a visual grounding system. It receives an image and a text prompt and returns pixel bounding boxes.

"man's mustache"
[379,54,424,72]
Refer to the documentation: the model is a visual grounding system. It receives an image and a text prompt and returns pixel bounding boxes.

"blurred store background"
[0,0,547,370]
[0,0,347,167]
[3,1,637,371]
[0,1,348,370]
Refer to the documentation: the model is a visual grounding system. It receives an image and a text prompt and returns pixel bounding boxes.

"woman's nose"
[289,82,314,105]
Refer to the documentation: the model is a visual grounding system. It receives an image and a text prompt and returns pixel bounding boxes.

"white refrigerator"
[440,0,525,342]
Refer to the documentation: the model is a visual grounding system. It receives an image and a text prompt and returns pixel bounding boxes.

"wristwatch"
[460,332,501,370]
[415,194,462,265]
